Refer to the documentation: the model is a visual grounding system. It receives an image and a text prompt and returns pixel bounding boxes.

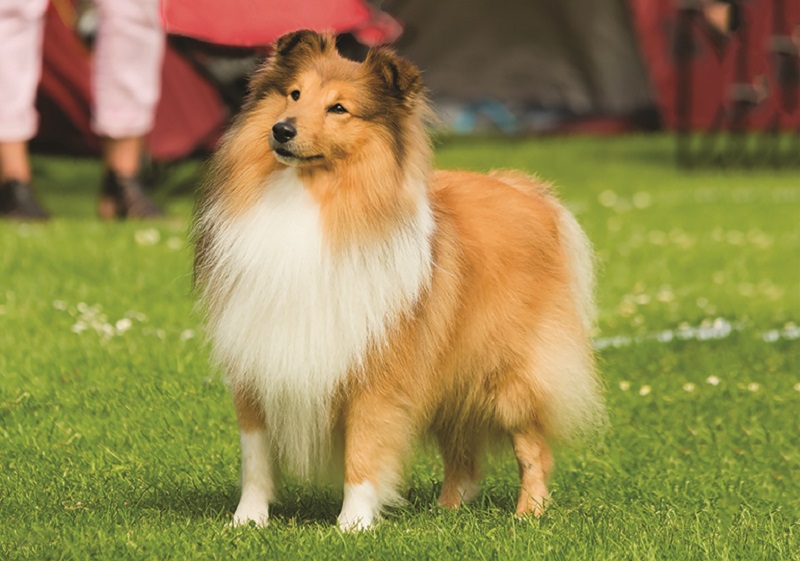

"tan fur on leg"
[511,425,553,517]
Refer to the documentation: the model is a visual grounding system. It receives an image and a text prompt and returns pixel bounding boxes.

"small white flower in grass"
[632,191,653,209]
[762,330,780,343]
[783,323,800,340]
[180,329,196,341]
[598,190,618,208]
[706,376,721,386]
[71,322,87,334]
[135,228,160,246]
[682,383,696,392]
[695,317,732,340]
[115,318,133,333]
[52,300,67,311]
[656,287,675,303]
[747,383,760,392]
[793,383,800,392]
[618,299,637,317]
[639,385,651,396]
[619,381,631,391]
[125,310,147,322]
[669,229,695,249]
[677,322,695,339]
[655,330,674,343]
[167,236,183,250]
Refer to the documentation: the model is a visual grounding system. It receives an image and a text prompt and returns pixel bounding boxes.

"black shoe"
[0,179,50,220]
[98,171,164,220]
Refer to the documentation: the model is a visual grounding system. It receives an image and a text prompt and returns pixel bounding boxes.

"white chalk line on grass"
[594,317,799,350]
[47,301,799,350]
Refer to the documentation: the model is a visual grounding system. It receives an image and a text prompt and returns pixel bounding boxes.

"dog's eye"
[328,103,348,114]
[290,90,300,101]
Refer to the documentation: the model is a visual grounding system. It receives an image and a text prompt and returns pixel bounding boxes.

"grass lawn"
[1,135,798,559]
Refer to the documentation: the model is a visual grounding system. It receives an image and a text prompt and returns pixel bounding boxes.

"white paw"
[338,481,380,531]
[337,511,376,532]
[230,501,269,528]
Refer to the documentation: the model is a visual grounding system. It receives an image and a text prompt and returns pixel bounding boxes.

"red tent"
[161,0,400,48]
[629,0,800,132]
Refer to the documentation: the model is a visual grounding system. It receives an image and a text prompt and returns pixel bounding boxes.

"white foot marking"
[232,498,270,527]
[231,430,274,527]
[338,481,380,531]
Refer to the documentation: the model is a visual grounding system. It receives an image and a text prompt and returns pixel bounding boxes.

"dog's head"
[244,30,424,169]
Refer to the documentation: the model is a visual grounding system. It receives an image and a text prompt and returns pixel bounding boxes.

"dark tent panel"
[384,0,657,132]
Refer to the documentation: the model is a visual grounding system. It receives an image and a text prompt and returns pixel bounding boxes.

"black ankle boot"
[98,171,164,219]
[0,179,50,220]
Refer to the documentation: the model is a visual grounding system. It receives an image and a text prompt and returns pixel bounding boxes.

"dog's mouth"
[274,147,324,163]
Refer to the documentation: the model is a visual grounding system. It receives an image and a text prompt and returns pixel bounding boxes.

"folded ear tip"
[365,47,422,98]
[275,29,334,57]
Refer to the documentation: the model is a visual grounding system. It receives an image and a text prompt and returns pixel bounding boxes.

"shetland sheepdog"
[193,30,605,531]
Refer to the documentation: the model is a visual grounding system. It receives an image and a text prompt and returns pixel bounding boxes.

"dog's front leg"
[230,388,276,527]
[337,392,413,531]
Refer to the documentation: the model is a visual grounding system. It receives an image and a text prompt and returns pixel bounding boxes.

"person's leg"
[103,136,144,178]
[0,0,49,218]
[0,141,32,183]
[92,0,164,145]
[93,0,165,218]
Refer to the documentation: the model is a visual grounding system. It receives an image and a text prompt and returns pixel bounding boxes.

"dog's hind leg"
[230,386,277,527]
[436,429,482,508]
[510,423,552,517]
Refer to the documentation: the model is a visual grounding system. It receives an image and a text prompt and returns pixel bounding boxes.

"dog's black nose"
[272,121,297,144]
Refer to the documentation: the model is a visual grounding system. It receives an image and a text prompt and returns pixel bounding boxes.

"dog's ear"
[243,30,335,109]
[364,47,422,101]
[274,30,334,61]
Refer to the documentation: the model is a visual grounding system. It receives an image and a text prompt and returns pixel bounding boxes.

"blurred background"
[30,0,800,168]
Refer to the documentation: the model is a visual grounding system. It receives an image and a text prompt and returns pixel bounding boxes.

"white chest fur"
[203,169,434,476]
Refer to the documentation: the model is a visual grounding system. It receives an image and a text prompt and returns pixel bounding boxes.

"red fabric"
[35,2,224,160]
[160,0,379,47]
[149,47,225,159]
[37,4,97,154]
[628,0,800,131]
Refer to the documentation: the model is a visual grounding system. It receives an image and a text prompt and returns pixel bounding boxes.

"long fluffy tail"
[555,207,596,334]
[489,170,605,441]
